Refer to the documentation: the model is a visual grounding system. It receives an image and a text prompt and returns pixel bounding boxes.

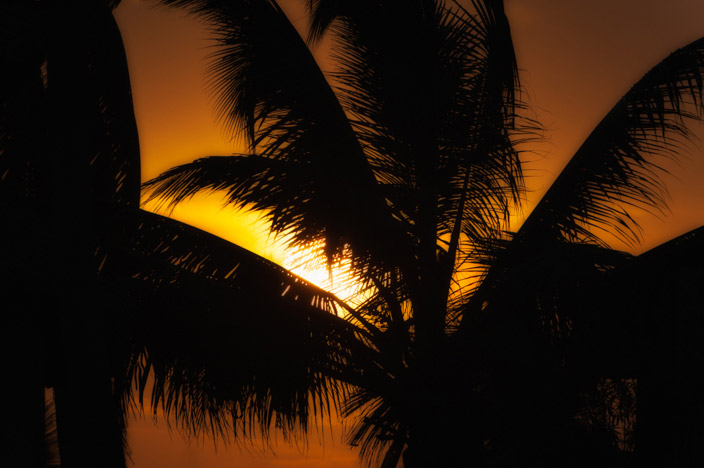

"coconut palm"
[4,0,704,467]
[1,1,354,467]
[140,0,704,467]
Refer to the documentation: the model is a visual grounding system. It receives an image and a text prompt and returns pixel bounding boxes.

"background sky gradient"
[113,1,704,466]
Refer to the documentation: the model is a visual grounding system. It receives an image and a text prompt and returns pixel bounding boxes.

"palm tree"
[140,0,704,467]
[4,0,704,467]
[1,1,353,467]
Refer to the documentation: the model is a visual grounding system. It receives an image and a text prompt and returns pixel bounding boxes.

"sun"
[278,240,369,307]
[143,194,368,306]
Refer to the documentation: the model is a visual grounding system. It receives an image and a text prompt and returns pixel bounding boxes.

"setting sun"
[279,241,370,307]
[143,194,370,307]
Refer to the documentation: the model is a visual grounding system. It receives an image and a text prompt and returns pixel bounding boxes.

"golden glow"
[279,241,370,307]
[143,194,369,307]
[115,1,704,467]
[142,194,282,262]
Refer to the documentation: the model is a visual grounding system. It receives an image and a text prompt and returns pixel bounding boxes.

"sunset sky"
[112,0,704,466]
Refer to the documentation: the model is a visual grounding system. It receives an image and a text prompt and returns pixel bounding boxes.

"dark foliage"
[3,1,704,467]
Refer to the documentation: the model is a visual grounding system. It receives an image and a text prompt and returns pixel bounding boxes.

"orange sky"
[113,0,704,466]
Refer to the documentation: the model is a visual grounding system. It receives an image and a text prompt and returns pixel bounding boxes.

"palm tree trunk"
[53,377,126,468]
[402,364,483,468]
[53,291,127,468]
[403,415,483,468]
[41,3,130,466]
[3,310,46,468]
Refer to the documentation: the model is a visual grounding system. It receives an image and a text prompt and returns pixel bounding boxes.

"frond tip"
[518,36,704,247]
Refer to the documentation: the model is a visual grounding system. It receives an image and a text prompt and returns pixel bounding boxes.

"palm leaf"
[516,37,704,248]
[100,208,371,441]
[150,0,409,273]
[328,0,525,238]
[320,1,534,334]
[461,36,704,333]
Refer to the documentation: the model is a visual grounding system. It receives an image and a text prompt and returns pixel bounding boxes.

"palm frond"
[326,0,532,272]
[516,37,704,247]
[455,226,703,461]
[99,209,371,443]
[305,0,346,44]
[151,0,413,276]
[460,36,704,337]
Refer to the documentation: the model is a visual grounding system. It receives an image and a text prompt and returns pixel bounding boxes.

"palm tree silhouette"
[2,1,139,466]
[2,1,354,467]
[140,0,704,467]
[3,1,704,467]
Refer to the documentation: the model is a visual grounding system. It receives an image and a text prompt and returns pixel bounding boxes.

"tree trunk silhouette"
[3,292,46,468]
[53,323,126,468]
